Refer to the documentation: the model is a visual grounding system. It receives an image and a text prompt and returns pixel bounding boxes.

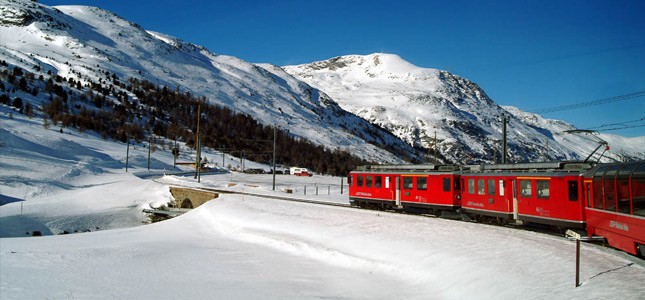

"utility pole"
[501,114,509,164]
[272,126,277,191]
[197,138,201,183]
[194,103,201,179]
[241,150,245,172]
[173,139,178,169]
[434,131,437,164]
[125,137,130,172]
[147,136,151,171]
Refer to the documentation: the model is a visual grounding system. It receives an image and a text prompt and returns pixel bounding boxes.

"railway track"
[197,185,351,208]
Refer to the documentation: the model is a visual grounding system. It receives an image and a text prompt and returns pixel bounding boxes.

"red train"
[348,161,645,256]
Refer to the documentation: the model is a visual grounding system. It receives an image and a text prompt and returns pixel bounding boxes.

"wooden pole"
[434,131,437,164]
[194,103,201,179]
[502,114,508,164]
[125,138,129,172]
[272,126,276,191]
[147,137,151,171]
[197,137,201,183]
[576,239,581,287]
[173,140,177,169]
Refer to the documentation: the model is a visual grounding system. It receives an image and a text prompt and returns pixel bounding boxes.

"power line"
[530,90,645,114]
[586,117,645,130]
[583,117,645,133]
[593,124,645,133]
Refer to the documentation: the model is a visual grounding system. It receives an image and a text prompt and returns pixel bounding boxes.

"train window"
[536,180,550,199]
[520,180,532,198]
[443,178,451,192]
[568,181,579,201]
[499,180,505,196]
[385,176,390,189]
[592,166,608,209]
[375,176,382,188]
[366,176,373,188]
[417,177,428,190]
[585,182,591,207]
[488,179,496,196]
[357,176,364,187]
[454,178,461,191]
[468,178,475,194]
[633,163,645,217]
[477,179,485,195]
[403,177,413,190]
[617,163,636,214]
[603,165,622,212]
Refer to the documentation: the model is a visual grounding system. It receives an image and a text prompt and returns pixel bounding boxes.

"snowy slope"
[284,53,645,163]
[0,0,414,163]
[1,104,644,299]
[503,106,645,161]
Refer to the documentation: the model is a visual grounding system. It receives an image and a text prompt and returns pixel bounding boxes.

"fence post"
[566,230,582,288]
[304,186,306,195]
[576,239,581,287]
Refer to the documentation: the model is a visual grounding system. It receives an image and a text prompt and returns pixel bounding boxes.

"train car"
[348,164,462,214]
[460,170,515,223]
[584,161,645,256]
[461,162,591,229]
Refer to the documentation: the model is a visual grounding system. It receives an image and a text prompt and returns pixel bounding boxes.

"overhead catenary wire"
[586,117,645,129]
[592,124,645,132]
[530,90,645,114]
[580,117,645,133]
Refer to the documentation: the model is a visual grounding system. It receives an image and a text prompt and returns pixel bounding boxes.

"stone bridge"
[169,187,218,209]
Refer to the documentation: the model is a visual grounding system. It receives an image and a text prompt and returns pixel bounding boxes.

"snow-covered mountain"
[1,0,642,164]
[284,53,645,163]
[0,0,415,163]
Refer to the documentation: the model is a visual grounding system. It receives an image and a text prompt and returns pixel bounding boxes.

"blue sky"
[42,0,645,137]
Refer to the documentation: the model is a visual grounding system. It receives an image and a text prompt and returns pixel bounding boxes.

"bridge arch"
[181,198,194,209]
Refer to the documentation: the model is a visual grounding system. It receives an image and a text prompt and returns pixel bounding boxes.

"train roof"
[352,161,597,175]
[463,161,594,173]
[354,164,462,172]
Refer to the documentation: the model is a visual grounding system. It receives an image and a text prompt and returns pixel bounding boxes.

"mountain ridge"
[284,53,644,163]
[0,0,417,164]
[1,0,642,164]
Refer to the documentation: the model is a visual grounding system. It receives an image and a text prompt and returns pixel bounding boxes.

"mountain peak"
[0,0,69,29]
[290,53,435,77]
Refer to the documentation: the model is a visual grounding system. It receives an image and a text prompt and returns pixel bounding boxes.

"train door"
[584,180,592,208]
[400,176,415,203]
[516,177,552,220]
[512,179,519,221]
[395,176,401,208]
[500,178,514,216]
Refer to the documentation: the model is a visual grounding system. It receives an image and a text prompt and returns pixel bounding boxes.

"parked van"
[290,167,313,177]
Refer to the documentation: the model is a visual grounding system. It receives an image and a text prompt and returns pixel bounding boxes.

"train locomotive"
[348,161,645,257]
